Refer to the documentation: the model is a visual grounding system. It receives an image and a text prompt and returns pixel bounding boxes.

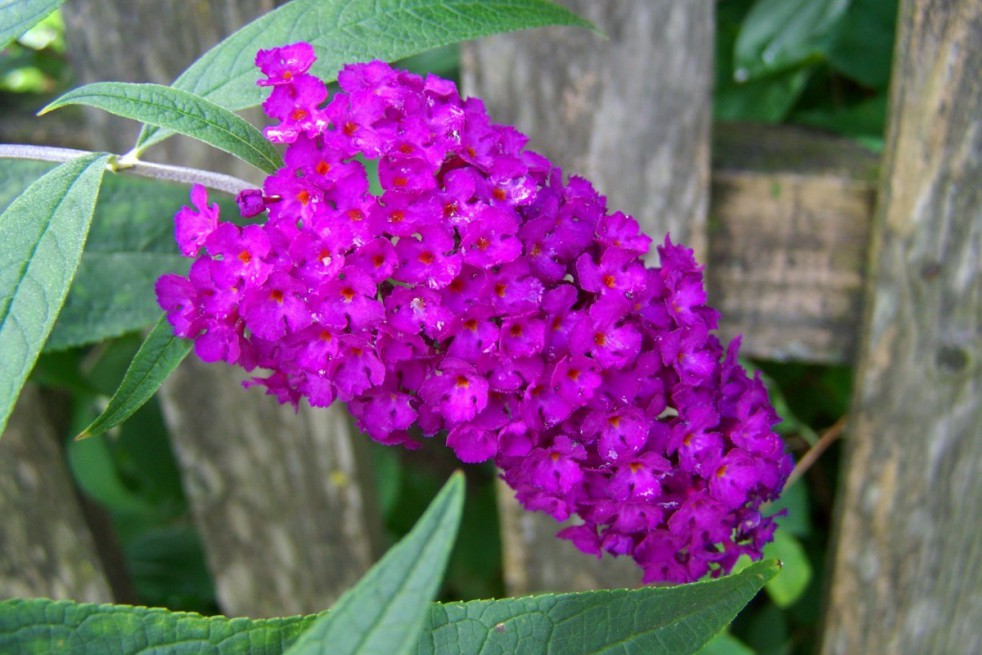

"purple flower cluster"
[156,42,793,584]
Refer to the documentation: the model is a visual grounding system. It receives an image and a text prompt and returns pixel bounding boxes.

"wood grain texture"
[462,0,712,259]
[61,0,280,180]
[821,0,982,653]
[158,358,383,618]
[464,0,712,593]
[708,124,879,363]
[0,386,114,603]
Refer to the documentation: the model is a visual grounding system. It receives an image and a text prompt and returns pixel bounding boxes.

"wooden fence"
[1,0,978,652]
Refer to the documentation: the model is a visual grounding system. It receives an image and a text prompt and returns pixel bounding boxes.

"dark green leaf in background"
[0,153,109,435]
[715,68,813,123]
[696,632,755,655]
[286,473,465,655]
[0,158,52,208]
[714,0,813,123]
[42,82,283,173]
[66,431,159,516]
[794,93,888,152]
[0,561,778,654]
[0,0,65,49]
[47,253,187,350]
[75,315,192,441]
[826,0,899,89]
[136,0,594,151]
[762,530,812,608]
[734,0,851,81]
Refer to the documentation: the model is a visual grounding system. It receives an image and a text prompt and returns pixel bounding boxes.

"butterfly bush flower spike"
[157,42,794,584]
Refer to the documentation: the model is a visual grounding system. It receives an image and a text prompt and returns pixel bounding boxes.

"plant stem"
[784,415,847,489]
[0,143,254,196]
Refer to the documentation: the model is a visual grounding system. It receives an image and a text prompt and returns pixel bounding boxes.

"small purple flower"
[174,184,219,256]
[255,42,316,85]
[419,359,489,424]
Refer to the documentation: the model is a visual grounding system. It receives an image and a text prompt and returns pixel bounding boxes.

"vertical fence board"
[158,360,383,618]
[821,0,982,652]
[0,386,114,603]
[463,0,713,593]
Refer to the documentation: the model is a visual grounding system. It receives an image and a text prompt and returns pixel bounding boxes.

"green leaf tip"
[43,82,283,173]
[74,315,193,441]
[284,473,464,655]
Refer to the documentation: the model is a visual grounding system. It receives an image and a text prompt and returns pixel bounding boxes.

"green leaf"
[793,93,888,152]
[42,82,283,173]
[66,433,159,516]
[734,0,851,81]
[0,599,320,654]
[714,0,812,123]
[415,560,779,655]
[826,0,898,89]
[696,632,755,655]
[0,153,109,436]
[0,561,778,654]
[136,0,593,151]
[0,0,65,49]
[75,315,192,440]
[767,478,813,538]
[287,473,465,655]
[46,253,188,350]
[715,67,812,123]
[762,530,812,608]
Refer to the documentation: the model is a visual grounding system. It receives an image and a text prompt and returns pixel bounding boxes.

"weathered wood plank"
[0,386,114,603]
[464,0,713,593]
[708,124,879,363]
[821,0,982,653]
[158,359,383,618]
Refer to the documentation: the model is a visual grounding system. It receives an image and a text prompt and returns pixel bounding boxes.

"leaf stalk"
[0,143,253,196]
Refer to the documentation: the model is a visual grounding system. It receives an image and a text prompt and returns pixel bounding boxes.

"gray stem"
[0,143,254,196]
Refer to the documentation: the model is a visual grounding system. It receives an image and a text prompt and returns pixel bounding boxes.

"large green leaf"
[286,473,464,655]
[0,561,778,654]
[136,0,593,151]
[734,0,851,81]
[415,560,779,654]
[0,153,109,435]
[75,315,192,441]
[0,0,65,49]
[42,83,283,173]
